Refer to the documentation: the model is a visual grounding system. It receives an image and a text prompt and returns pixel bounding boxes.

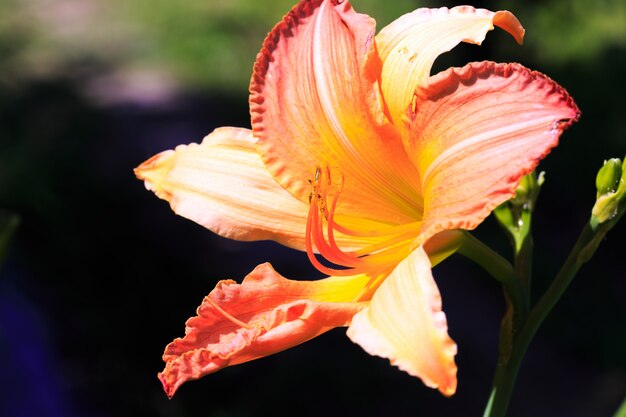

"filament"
[305,166,417,277]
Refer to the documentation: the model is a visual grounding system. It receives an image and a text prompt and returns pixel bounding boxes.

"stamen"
[305,166,418,278]
[306,167,363,276]
[322,173,366,265]
[313,205,363,267]
[305,202,362,276]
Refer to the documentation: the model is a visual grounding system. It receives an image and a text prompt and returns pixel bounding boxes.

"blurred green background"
[1,0,625,416]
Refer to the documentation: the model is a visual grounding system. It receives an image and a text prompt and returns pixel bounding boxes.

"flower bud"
[595,158,622,196]
[592,157,626,224]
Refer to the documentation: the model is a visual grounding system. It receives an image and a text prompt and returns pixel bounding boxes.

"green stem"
[457,232,527,323]
[483,210,623,417]
[457,229,528,374]
[514,209,534,294]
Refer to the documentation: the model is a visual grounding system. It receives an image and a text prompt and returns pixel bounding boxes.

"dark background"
[1,0,624,416]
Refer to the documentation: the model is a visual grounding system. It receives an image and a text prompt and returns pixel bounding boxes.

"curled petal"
[347,246,457,395]
[251,0,421,227]
[406,62,580,242]
[376,6,524,126]
[159,263,368,397]
[136,127,310,250]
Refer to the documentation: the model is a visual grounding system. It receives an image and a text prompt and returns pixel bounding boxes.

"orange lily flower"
[136,0,579,399]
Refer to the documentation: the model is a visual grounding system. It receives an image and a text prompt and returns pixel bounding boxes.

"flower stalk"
[481,161,626,417]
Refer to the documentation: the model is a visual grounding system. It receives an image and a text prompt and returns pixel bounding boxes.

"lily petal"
[347,246,457,396]
[405,62,580,241]
[159,263,368,398]
[251,0,421,226]
[135,127,315,250]
[376,6,525,126]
